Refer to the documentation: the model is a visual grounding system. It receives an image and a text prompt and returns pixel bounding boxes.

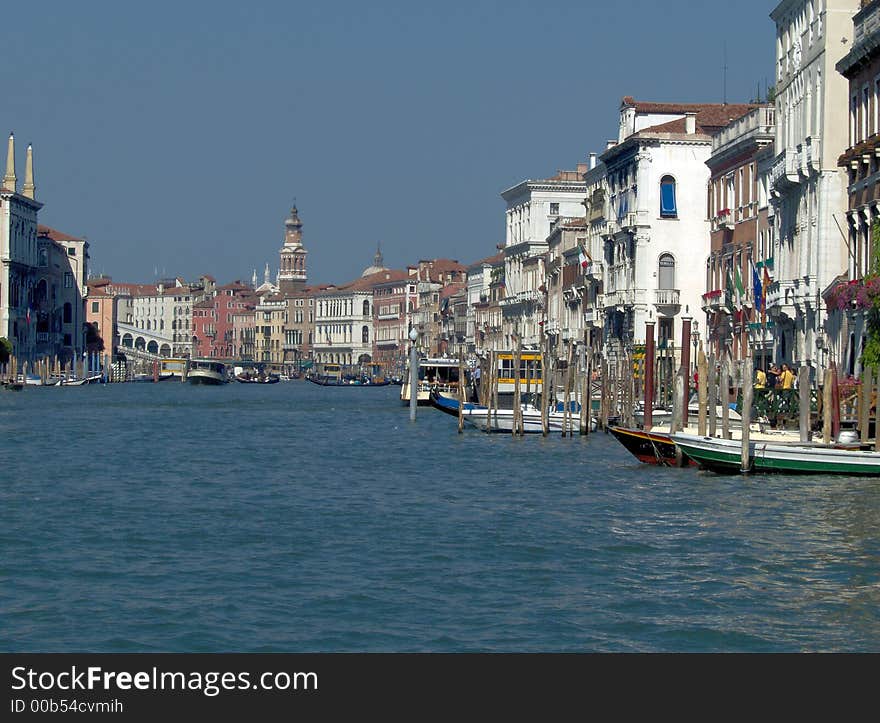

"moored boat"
[670,432,880,476]
[430,391,596,433]
[608,426,694,467]
[400,358,462,405]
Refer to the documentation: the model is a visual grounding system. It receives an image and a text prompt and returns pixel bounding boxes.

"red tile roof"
[38,224,84,243]
[468,252,504,268]
[626,100,760,137]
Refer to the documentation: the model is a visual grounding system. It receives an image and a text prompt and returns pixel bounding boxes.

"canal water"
[2,380,879,652]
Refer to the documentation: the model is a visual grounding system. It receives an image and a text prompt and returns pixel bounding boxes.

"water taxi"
[187,359,228,385]
[400,358,462,405]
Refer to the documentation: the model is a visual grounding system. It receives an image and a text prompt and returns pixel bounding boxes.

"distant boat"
[670,433,880,476]
[236,373,280,384]
[187,359,228,385]
[307,376,389,387]
[60,377,88,387]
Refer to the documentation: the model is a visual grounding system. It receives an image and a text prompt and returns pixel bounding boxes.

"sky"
[1,0,777,286]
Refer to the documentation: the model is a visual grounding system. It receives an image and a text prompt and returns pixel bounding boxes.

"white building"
[1,133,43,362]
[599,98,759,360]
[767,0,858,372]
[116,279,197,358]
[500,168,586,349]
[466,253,503,353]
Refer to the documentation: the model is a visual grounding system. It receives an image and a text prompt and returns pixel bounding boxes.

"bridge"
[117,321,191,359]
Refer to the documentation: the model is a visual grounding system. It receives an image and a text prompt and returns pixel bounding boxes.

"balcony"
[544,320,560,335]
[583,308,597,325]
[702,289,724,313]
[794,276,817,310]
[377,313,399,320]
[586,261,603,279]
[654,288,680,308]
[36,332,50,343]
[766,279,796,312]
[605,289,634,307]
[712,210,734,232]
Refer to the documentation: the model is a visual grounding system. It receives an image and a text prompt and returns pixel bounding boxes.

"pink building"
[192,281,256,359]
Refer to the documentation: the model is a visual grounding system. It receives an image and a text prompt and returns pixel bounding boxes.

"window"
[549,203,559,216]
[660,176,677,217]
[63,302,72,324]
[63,272,73,288]
[658,253,676,289]
[38,248,48,267]
[91,301,99,313]
[67,247,76,256]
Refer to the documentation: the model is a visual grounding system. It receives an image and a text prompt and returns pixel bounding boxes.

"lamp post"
[691,320,700,376]
[409,326,419,422]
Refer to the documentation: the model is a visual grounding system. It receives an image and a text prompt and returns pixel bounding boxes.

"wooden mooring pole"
[799,365,811,443]
[697,348,708,437]
[740,354,753,473]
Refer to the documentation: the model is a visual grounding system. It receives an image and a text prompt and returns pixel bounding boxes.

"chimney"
[685,112,697,134]
[606,139,616,150]
[576,162,588,176]
[23,143,35,199]
[589,152,597,170]
[3,132,15,192]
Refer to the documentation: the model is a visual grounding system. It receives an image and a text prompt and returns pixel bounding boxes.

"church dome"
[361,243,387,277]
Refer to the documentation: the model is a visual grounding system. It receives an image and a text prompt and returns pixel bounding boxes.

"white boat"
[400,358,462,405]
[431,392,596,433]
[187,359,228,385]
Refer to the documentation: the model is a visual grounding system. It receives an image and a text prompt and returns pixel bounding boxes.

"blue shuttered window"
[660,176,677,217]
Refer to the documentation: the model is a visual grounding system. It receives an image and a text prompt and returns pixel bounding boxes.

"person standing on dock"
[779,364,795,390]
[755,367,766,389]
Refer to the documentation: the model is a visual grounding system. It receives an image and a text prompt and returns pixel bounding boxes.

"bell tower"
[278,203,307,294]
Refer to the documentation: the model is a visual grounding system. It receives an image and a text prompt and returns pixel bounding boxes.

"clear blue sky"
[1,0,776,286]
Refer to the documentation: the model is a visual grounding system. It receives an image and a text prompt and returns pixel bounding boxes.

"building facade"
[767,0,858,374]
[599,98,758,363]
[500,169,586,350]
[703,105,777,368]
[1,133,44,363]
[825,0,880,377]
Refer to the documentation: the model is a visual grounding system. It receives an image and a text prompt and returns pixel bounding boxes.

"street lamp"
[691,320,700,375]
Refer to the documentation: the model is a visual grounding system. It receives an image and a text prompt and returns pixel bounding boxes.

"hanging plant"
[862,220,880,368]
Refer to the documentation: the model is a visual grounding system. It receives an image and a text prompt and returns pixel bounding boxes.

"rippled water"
[2,380,880,652]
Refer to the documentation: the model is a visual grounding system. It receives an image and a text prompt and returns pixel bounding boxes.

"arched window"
[658,253,676,289]
[38,248,48,267]
[363,300,370,317]
[362,325,369,343]
[660,175,677,217]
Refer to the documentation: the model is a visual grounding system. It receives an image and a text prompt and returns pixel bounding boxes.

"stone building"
[825,0,880,377]
[500,168,586,350]
[767,0,858,374]
[703,105,777,369]
[599,97,758,364]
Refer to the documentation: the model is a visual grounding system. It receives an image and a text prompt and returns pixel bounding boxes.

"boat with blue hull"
[430,391,596,433]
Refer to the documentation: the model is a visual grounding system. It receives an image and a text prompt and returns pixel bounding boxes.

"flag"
[724,268,734,314]
[761,265,772,325]
[578,246,589,270]
[751,259,762,313]
[734,265,745,311]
